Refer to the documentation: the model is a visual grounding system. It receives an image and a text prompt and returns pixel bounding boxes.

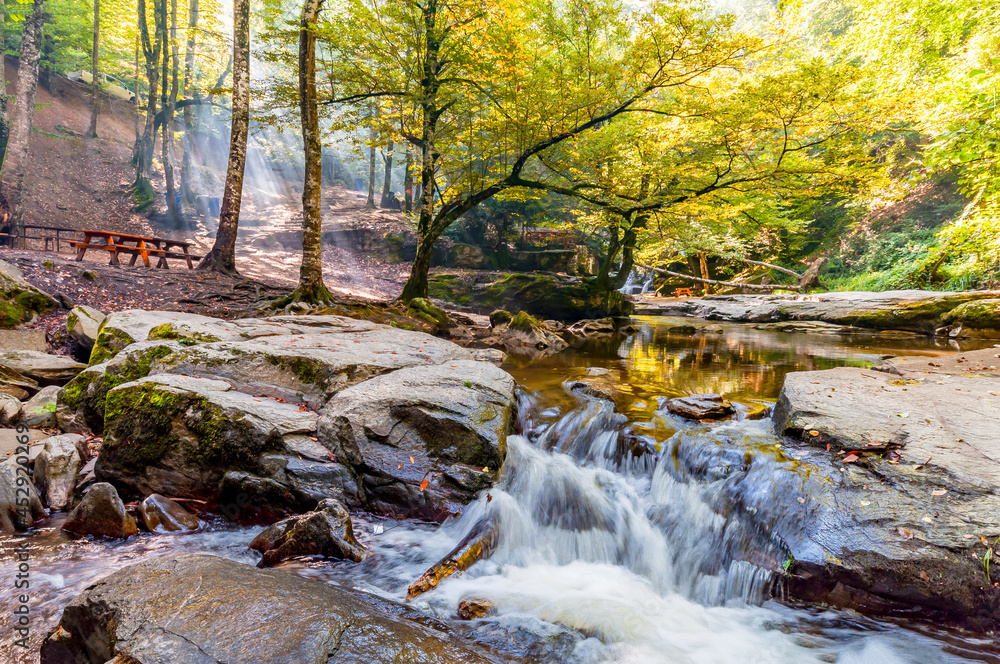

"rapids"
[3,317,998,663]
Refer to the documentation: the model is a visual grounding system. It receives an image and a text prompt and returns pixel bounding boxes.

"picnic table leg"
[107,238,120,266]
[184,247,193,269]
[74,234,90,261]
[138,240,151,268]
[129,251,139,266]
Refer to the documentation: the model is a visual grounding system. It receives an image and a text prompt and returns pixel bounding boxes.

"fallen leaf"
[397,463,403,469]
[919,571,930,582]
[897,527,914,540]
[409,456,415,464]
[419,479,428,491]
[842,453,859,463]
[963,534,976,539]
[897,412,909,418]
[932,489,947,496]
[797,497,805,503]
[808,430,820,437]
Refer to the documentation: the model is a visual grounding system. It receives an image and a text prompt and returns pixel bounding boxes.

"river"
[3,317,998,663]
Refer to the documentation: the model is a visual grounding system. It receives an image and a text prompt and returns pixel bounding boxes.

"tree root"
[406,516,500,600]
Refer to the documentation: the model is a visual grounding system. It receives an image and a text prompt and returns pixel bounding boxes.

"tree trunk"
[0,0,10,170]
[403,144,412,213]
[596,218,620,291]
[134,0,162,188]
[289,0,332,302]
[161,0,180,222]
[698,251,711,296]
[1,0,45,246]
[399,229,440,301]
[86,0,100,138]
[379,139,393,207]
[133,36,140,157]
[197,0,249,275]
[637,263,802,292]
[180,0,197,205]
[365,127,376,209]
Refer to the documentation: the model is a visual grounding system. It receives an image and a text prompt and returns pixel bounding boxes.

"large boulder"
[318,360,515,520]
[475,313,567,359]
[66,305,105,353]
[62,482,138,538]
[0,258,58,328]
[760,346,1000,630]
[0,456,45,531]
[32,434,84,510]
[40,554,503,664]
[940,298,1000,338]
[0,350,85,385]
[429,271,633,321]
[249,498,367,567]
[96,374,318,501]
[639,290,1000,335]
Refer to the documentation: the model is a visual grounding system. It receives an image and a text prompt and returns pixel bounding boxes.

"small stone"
[665,394,734,420]
[21,385,61,428]
[140,493,200,532]
[33,435,84,511]
[63,482,138,538]
[249,498,367,567]
[0,394,22,426]
[0,457,45,531]
[457,598,495,620]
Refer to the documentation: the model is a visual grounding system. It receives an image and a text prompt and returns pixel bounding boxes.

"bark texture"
[0,0,10,169]
[1,0,46,245]
[161,0,180,222]
[198,0,249,274]
[86,0,100,138]
[180,0,198,205]
[292,0,332,302]
[379,139,393,207]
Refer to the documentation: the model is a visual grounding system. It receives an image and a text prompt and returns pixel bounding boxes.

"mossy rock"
[429,271,633,322]
[406,298,450,330]
[0,259,58,328]
[508,311,541,332]
[96,374,317,501]
[941,298,1000,336]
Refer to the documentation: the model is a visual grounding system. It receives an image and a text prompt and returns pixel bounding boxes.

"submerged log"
[405,516,499,600]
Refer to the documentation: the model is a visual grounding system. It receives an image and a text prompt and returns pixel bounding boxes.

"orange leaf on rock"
[419,479,429,491]
[897,527,914,540]
[842,453,859,463]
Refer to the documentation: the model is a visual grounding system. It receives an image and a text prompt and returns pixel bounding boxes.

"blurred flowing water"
[3,318,998,663]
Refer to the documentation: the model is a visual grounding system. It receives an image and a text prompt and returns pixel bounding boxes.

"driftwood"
[406,516,499,600]
[735,258,803,280]
[636,263,802,292]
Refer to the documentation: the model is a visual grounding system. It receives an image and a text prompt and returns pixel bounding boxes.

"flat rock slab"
[40,554,503,664]
[765,346,1000,629]
[0,351,85,385]
[0,329,48,352]
[0,428,50,460]
[638,290,1000,334]
[665,394,735,420]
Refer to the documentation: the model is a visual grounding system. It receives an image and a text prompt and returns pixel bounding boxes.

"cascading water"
[620,268,656,296]
[4,320,996,662]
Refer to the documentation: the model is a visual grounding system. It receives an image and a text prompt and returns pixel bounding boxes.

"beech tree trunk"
[403,144,412,213]
[1,0,46,245]
[134,0,163,187]
[162,0,180,222]
[365,127,376,208]
[198,0,249,274]
[133,36,140,156]
[0,0,10,169]
[291,0,332,302]
[86,0,100,138]
[180,0,197,205]
[698,251,711,296]
[379,139,393,207]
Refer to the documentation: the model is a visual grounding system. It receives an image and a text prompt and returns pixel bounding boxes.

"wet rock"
[470,347,507,366]
[489,309,513,327]
[21,385,61,428]
[477,313,568,359]
[33,434,84,510]
[62,482,138,538]
[139,493,200,532]
[563,317,617,338]
[757,347,1000,630]
[639,290,1000,334]
[319,360,515,520]
[96,374,318,501]
[458,598,496,620]
[0,351,85,385]
[66,305,105,353]
[39,554,499,664]
[0,456,45,531]
[249,498,367,567]
[0,394,21,425]
[0,258,58,328]
[665,394,734,420]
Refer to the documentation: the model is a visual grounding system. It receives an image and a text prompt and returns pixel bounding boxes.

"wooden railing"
[0,226,84,253]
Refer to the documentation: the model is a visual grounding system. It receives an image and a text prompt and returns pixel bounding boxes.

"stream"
[4,317,1000,663]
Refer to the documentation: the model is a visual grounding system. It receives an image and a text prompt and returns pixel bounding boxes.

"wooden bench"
[673,287,695,298]
[70,230,201,269]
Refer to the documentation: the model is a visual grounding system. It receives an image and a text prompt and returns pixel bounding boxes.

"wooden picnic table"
[69,230,201,269]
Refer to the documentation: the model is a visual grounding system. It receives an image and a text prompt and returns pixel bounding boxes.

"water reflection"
[508,316,994,403]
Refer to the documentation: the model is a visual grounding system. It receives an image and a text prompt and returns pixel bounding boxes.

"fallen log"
[636,263,802,292]
[734,258,803,280]
[406,516,499,600]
